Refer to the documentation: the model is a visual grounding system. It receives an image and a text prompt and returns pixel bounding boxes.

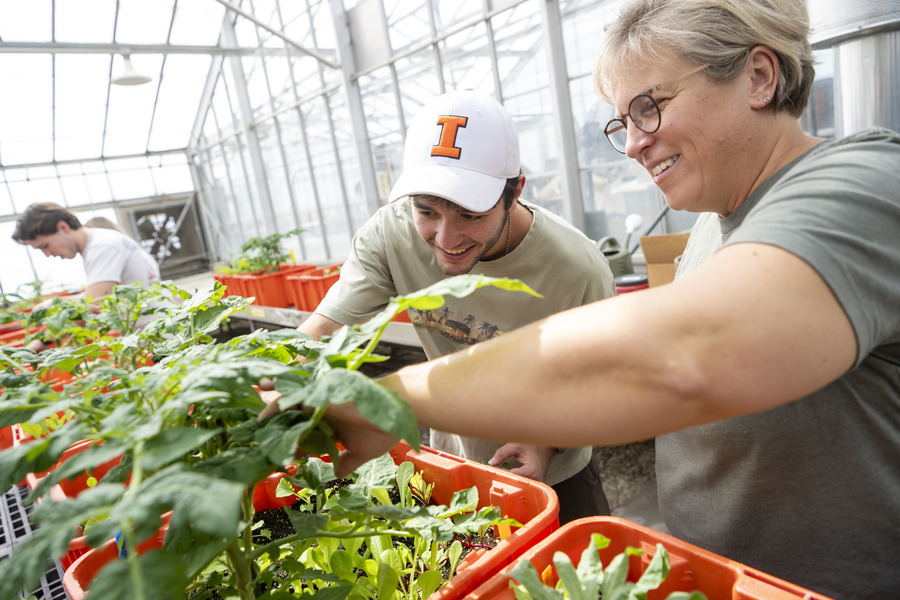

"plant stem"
[225,540,255,600]
[130,439,145,490]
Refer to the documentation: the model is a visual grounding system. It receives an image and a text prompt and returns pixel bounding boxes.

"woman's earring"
[762,95,771,105]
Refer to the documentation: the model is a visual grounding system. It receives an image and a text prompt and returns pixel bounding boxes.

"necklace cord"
[505,211,512,256]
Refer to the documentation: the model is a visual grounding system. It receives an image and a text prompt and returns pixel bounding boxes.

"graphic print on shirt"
[407,306,503,345]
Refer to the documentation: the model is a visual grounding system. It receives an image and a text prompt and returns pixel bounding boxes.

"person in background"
[11,203,161,351]
[84,215,128,235]
[306,1,900,598]
[284,89,617,523]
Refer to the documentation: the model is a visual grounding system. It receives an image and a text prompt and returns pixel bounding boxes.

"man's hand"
[487,443,555,481]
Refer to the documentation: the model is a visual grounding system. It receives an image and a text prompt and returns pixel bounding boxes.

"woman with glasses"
[284,1,900,597]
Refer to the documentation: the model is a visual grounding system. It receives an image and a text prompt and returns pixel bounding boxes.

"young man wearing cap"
[295,90,615,522]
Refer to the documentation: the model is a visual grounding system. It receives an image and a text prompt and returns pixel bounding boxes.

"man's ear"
[56,220,71,234]
[512,175,526,203]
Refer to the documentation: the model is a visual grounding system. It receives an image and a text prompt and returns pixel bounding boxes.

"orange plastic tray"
[389,441,559,600]
[61,441,558,599]
[240,264,316,308]
[285,264,342,312]
[63,514,171,600]
[468,516,834,599]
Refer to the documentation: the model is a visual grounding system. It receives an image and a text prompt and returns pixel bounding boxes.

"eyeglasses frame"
[603,63,709,154]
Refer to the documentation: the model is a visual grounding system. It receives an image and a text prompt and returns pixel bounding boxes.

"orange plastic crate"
[60,441,558,599]
[63,514,171,600]
[240,264,316,308]
[468,516,834,599]
[388,441,559,600]
[285,264,343,312]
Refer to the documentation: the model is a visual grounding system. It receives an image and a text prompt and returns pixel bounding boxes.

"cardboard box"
[639,232,690,287]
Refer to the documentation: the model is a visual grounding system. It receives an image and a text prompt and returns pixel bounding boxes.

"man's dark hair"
[501,174,523,211]
[11,202,82,243]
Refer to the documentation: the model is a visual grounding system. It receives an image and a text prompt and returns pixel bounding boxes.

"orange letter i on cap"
[431,115,468,159]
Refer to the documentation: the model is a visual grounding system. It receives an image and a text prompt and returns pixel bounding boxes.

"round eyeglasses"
[603,64,709,154]
[604,95,661,153]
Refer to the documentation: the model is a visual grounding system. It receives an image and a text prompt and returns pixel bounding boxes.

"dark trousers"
[551,459,610,524]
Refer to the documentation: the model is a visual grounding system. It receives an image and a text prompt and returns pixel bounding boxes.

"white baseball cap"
[388,90,520,212]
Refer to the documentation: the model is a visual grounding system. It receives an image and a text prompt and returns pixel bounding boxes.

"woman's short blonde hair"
[595,0,815,117]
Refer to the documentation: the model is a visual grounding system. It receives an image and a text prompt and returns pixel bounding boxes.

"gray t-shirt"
[316,198,616,485]
[661,128,900,599]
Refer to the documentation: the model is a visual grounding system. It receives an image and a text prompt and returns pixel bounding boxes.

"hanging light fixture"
[112,53,152,86]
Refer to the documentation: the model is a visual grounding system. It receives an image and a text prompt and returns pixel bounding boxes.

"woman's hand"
[324,402,400,477]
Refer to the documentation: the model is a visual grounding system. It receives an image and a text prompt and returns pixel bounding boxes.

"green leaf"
[601,551,634,600]
[292,456,337,490]
[574,535,606,592]
[84,549,190,600]
[96,466,245,542]
[0,423,88,492]
[628,544,670,600]
[509,559,565,600]
[190,446,272,488]
[304,369,419,449]
[555,551,592,600]
[446,487,479,516]
[256,410,319,466]
[140,427,223,471]
[375,555,401,600]
[349,453,397,498]
[412,569,443,598]
[329,549,356,581]
[285,511,330,538]
[395,460,415,506]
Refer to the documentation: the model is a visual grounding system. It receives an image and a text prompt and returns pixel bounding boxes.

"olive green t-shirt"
[316,198,616,485]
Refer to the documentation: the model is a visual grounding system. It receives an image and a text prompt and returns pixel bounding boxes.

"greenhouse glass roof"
[0,0,226,168]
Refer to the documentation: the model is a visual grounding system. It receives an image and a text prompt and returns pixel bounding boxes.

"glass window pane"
[1,220,40,295]
[170,0,226,46]
[84,171,114,204]
[151,55,213,151]
[55,54,109,162]
[560,0,627,78]
[800,48,835,138]
[152,154,194,195]
[0,1,52,43]
[439,22,493,93]
[0,55,53,166]
[328,89,367,239]
[432,0,482,33]
[55,0,116,43]
[59,171,94,207]
[0,178,14,217]
[107,157,158,200]
[115,0,175,45]
[359,67,402,202]
[386,1,431,54]
[395,49,443,124]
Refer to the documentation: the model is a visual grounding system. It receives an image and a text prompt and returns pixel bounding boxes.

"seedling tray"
[389,441,559,600]
[285,264,342,311]
[467,516,834,599]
